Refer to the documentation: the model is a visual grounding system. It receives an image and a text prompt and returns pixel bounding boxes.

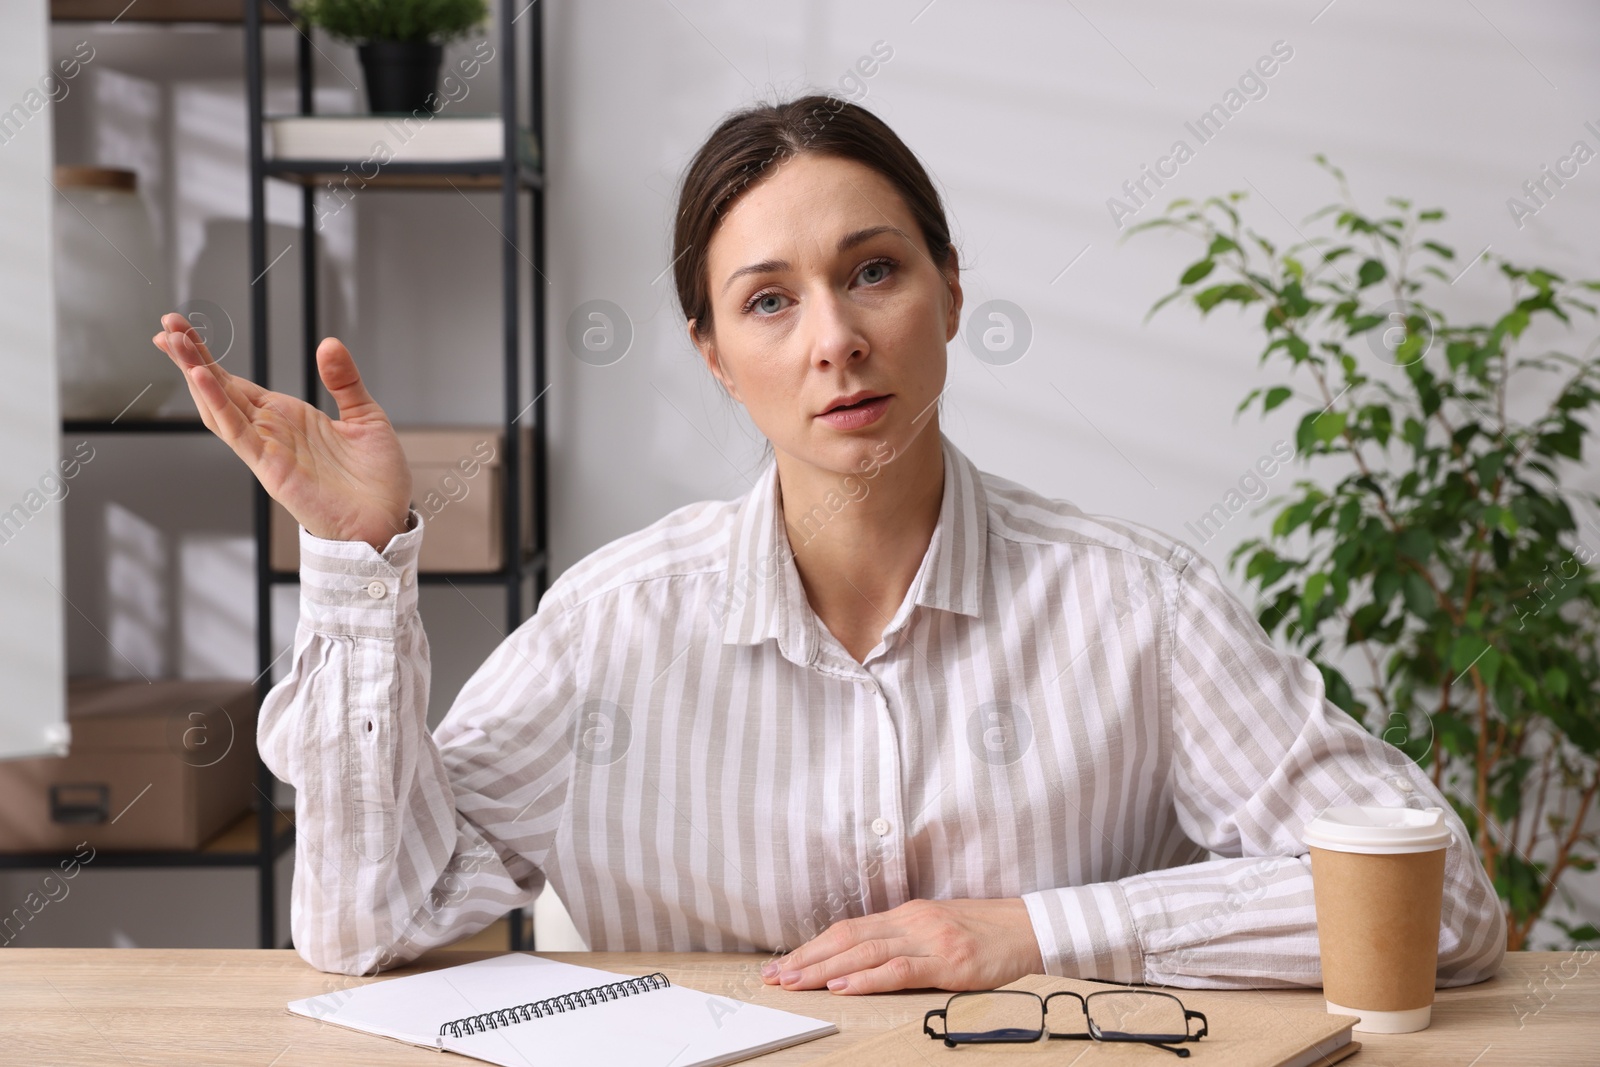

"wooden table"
[0,949,1591,1065]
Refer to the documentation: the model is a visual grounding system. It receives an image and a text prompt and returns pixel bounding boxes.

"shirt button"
[366,580,388,599]
[1391,776,1415,793]
[870,817,891,836]
[401,569,414,588]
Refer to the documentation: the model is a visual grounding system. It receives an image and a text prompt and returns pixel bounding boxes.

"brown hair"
[673,95,954,341]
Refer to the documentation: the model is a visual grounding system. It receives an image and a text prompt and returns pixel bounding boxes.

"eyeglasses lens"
[944,992,1043,1043]
[1087,992,1190,1042]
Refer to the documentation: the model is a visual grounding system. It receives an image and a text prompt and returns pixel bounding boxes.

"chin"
[819,430,904,477]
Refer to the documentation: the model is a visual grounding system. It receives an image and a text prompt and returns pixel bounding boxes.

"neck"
[774,425,945,658]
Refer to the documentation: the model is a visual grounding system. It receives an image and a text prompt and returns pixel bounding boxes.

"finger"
[186,363,264,464]
[160,312,220,367]
[158,331,220,431]
[158,319,270,408]
[825,953,940,996]
[155,324,214,371]
[163,328,271,411]
[770,914,898,984]
[779,936,906,991]
[315,337,383,422]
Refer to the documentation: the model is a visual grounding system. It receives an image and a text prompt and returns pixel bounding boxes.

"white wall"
[0,0,68,762]
[6,0,1597,951]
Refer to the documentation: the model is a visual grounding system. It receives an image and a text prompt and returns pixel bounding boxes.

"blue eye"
[740,257,897,316]
[742,290,787,315]
[858,259,893,284]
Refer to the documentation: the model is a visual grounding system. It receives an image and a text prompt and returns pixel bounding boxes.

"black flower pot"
[357,40,444,114]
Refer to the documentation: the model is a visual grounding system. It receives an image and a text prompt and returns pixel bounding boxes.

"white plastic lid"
[1302,805,1454,855]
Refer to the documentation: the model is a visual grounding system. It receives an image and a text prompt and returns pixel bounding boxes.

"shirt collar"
[718,432,989,659]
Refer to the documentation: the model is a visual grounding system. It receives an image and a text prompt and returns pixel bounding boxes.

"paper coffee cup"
[1304,805,1453,1034]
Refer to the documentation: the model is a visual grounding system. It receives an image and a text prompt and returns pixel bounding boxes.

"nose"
[806,288,869,369]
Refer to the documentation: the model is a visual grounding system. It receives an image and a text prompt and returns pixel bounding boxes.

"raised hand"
[153,312,413,552]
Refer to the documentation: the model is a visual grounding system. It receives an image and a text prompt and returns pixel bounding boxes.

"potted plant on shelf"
[293,0,490,115]
[1128,156,1600,950]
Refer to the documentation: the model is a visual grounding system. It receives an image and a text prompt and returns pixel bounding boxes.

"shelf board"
[265,159,544,191]
[63,417,208,434]
[51,0,293,23]
[268,550,547,586]
[0,811,292,870]
[202,809,294,858]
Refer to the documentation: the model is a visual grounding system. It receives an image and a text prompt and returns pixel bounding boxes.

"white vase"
[54,166,176,420]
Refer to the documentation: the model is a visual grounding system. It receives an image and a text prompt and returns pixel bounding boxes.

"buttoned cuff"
[296,509,424,637]
[1021,881,1145,984]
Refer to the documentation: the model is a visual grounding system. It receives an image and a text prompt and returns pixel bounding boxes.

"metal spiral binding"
[437,972,672,1039]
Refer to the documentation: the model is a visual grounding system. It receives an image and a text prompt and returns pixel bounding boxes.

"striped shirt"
[261,431,1506,985]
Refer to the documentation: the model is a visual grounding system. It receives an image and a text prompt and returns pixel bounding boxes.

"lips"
[816,393,891,431]
[821,390,887,415]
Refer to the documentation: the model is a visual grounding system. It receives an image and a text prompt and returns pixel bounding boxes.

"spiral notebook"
[287,953,838,1067]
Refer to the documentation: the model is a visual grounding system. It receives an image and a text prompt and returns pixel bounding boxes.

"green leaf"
[1451,636,1490,674]
[1372,568,1401,610]
[1194,284,1261,313]
[1263,386,1294,413]
[1477,646,1502,689]
[1207,235,1240,256]
[1402,570,1436,616]
[1181,259,1216,285]
[1498,306,1532,339]
[1302,572,1329,620]
[1492,529,1511,569]
[1272,498,1319,537]
[1358,259,1387,287]
[1313,410,1347,444]
[1397,527,1435,562]
[1553,920,1600,945]
[1402,417,1427,451]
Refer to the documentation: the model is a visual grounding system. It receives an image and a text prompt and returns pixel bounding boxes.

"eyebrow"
[718,225,908,295]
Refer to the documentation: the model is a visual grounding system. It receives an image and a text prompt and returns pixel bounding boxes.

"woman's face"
[690,153,961,479]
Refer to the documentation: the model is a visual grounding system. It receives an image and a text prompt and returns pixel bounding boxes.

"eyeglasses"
[923,988,1209,1057]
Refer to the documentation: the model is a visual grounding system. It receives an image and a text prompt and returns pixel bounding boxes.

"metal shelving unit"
[15,0,548,954]
[243,0,550,950]
[6,0,305,953]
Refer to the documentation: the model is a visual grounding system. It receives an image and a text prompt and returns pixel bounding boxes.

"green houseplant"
[1127,157,1600,950]
[294,0,490,114]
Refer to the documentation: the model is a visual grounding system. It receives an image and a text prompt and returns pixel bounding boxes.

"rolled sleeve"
[1021,880,1144,984]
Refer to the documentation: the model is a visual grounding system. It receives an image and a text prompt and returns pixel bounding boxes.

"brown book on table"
[810,973,1360,1066]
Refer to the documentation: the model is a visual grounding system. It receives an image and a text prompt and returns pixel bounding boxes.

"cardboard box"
[271,425,534,573]
[0,679,259,852]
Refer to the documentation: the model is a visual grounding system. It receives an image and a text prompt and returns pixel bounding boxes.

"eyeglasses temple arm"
[1141,1038,1192,1057]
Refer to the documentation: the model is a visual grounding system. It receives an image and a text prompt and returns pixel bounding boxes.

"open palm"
[153,312,412,552]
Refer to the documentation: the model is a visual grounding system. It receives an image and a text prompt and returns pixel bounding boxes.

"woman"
[153,95,1504,993]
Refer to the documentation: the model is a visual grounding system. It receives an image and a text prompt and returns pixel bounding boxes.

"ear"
[689,318,741,403]
[941,250,963,343]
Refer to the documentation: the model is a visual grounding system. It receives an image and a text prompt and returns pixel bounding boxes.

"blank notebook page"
[287,953,836,1067]
[443,980,838,1067]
